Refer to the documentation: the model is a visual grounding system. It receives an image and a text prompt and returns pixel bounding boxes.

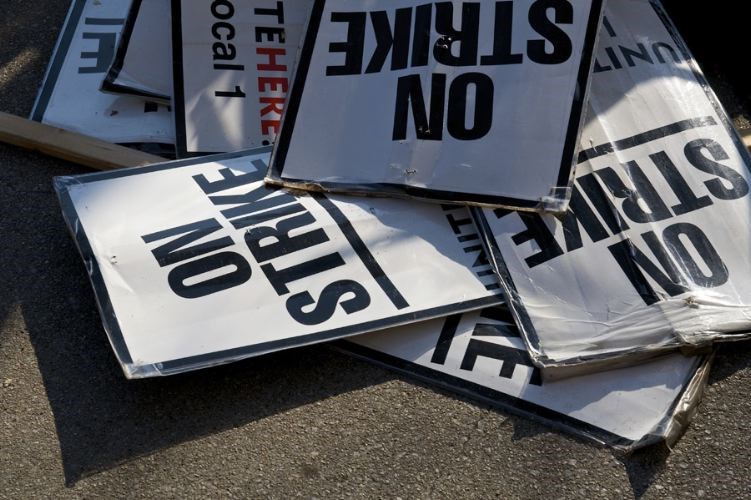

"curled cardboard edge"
[333,339,714,453]
[263,176,572,214]
[536,345,712,383]
[628,350,715,452]
[471,204,731,382]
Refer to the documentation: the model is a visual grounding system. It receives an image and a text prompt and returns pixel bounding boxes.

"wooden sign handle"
[0,111,163,171]
[2,111,751,172]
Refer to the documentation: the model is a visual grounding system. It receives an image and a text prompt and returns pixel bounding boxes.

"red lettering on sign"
[256,47,287,72]
[257,77,288,93]
[261,120,281,135]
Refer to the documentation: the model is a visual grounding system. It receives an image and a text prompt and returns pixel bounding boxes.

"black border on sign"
[53,147,503,377]
[101,0,172,103]
[170,0,190,157]
[472,0,751,369]
[30,0,86,121]
[335,334,709,451]
[29,0,174,151]
[170,0,231,158]
[267,0,605,209]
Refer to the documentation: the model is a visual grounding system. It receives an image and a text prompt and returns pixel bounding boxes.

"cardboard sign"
[267,0,604,209]
[31,0,175,146]
[474,0,751,374]
[54,148,502,378]
[102,0,172,103]
[339,306,711,451]
[172,0,314,156]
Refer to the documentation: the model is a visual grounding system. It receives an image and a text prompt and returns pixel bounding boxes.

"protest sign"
[340,306,711,451]
[267,0,604,209]
[31,0,174,146]
[54,148,502,378]
[102,0,172,103]
[172,0,313,156]
[475,0,751,374]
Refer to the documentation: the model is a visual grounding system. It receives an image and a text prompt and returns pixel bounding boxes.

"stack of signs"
[473,0,751,378]
[42,0,749,450]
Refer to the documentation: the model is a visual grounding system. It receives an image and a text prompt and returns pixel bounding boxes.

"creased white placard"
[475,0,751,374]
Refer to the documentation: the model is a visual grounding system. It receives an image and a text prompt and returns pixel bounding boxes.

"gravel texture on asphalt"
[1,1,749,498]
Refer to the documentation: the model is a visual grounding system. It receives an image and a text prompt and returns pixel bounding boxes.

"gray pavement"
[1,1,750,498]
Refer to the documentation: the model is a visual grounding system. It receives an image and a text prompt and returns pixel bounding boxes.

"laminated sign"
[31,0,174,146]
[339,306,712,451]
[102,0,172,103]
[54,149,502,378]
[474,0,751,374]
[172,0,314,156]
[267,0,605,209]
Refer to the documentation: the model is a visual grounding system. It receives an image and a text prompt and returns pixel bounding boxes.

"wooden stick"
[741,130,751,151]
[3,110,751,173]
[0,111,162,170]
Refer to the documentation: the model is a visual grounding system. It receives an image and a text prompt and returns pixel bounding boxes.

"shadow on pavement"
[0,149,394,484]
[13,205,395,484]
[1,0,750,492]
[21,245,395,485]
[619,443,671,499]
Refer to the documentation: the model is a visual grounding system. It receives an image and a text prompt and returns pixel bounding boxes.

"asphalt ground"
[1,1,750,498]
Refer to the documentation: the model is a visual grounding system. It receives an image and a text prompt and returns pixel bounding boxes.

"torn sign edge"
[52,147,504,379]
[265,0,606,212]
[29,0,175,153]
[334,333,714,453]
[101,0,172,103]
[470,0,751,378]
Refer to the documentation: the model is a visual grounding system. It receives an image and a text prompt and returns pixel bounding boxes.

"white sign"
[475,0,751,374]
[54,149,502,378]
[341,306,711,450]
[267,0,604,209]
[172,0,313,156]
[31,0,175,145]
[102,0,172,103]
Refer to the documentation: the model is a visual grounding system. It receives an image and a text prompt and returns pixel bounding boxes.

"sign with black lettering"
[53,148,502,378]
[172,0,313,156]
[339,306,711,450]
[474,0,751,374]
[102,0,172,103]
[31,0,174,145]
[266,0,604,209]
